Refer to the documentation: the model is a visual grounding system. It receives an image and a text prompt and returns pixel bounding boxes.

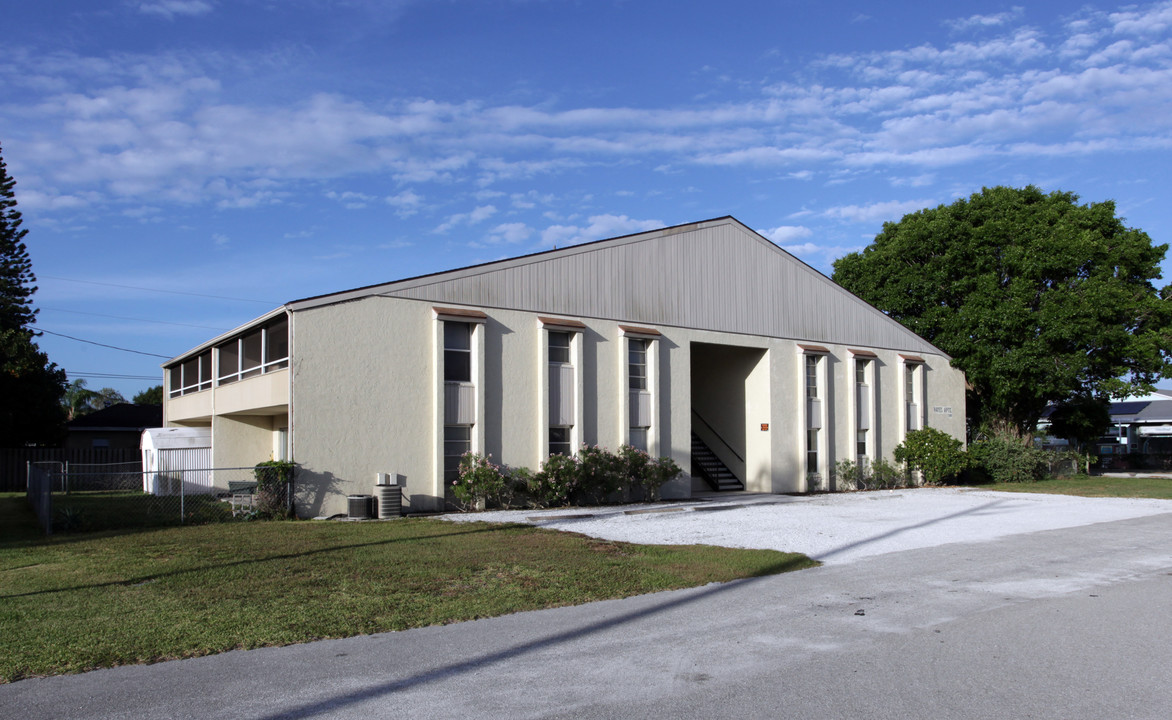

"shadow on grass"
[0,523,512,600]
[252,499,1007,719]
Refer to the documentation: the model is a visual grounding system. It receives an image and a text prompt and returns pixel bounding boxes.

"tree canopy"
[832,185,1172,438]
[62,379,127,421]
[133,385,163,405]
[1,141,66,445]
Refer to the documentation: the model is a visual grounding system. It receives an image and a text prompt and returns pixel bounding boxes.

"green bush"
[833,457,911,490]
[455,445,685,510]
[528,453,580,507]
[253,460,294,518]
[968,432,1048,483]
[576,444,626,504]
[894,428,968,486]
[452,453,512,510]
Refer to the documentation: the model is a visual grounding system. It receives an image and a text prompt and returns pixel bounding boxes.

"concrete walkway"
[2,497,1171,719]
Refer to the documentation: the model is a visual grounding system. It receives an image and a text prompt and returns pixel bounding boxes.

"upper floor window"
[168,350,212,397]
[629,339,648,390]
[905,365,915,405]
[217,317,289,386]
[548,331,571,364]
[806,355,819,399]
[444,322,472,383]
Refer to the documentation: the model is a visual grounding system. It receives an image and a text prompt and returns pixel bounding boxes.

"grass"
[979,473,1172,499]
[48,491,236,532]
[0,493,815,683]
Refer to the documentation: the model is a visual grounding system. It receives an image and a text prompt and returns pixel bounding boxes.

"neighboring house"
[1097,391,1172,458]
[162,217,967,517]
[65,403,163,451]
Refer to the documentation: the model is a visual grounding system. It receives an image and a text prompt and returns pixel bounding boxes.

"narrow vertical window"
[548,427,571,456]
[444,322,472,382]
[548,331,573,457]
[805,354,820,475]
[443,425,471,483]
[905,365,914,405]
[856,357,871,463]
[628,339,647,390]
[548,331,570,364]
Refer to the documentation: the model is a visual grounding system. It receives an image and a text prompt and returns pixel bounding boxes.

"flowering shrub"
[452,453,512,511]
[529,453,580,507]
[454,444,685,511]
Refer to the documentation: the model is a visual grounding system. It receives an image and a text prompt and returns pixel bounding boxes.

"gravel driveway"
[444,487,1172,564]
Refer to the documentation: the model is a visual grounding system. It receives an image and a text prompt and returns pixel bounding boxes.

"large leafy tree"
[1,141,66,445]
[832,186,1172,439]
[133,385,164,405]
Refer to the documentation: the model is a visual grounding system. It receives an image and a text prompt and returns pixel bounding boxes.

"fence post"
[64,460,69,495]
[180,471,186,524]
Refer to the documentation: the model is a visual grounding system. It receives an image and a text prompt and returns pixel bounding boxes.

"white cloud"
[138,1,214,20]
[759,225,813,244]
[821,199,935,224]
[781,242,821,257]
[946,7,1024,32]
[540,215,664,248]
[385,190,423,217]
[326,190,375,209]
[435,205,498,234]
[212,232,229,246]
[485,222,533,244]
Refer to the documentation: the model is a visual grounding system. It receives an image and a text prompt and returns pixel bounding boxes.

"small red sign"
[760,423,769,431]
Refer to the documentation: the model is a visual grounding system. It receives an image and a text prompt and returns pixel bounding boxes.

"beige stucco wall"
[287,295,968,516]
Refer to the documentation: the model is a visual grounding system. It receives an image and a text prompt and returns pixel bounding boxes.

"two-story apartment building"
[163,217,966,517]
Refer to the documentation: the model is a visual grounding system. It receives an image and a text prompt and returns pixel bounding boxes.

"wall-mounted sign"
[760,423,769,431]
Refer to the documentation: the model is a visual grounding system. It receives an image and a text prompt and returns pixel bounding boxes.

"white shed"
[140,427,212,495]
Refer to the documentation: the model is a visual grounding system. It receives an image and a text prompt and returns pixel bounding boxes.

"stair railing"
[691,409,744,465]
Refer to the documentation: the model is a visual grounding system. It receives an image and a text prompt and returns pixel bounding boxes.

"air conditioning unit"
[347,494,374,519]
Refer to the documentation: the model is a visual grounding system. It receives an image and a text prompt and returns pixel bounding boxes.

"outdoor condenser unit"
[347,494,374,520]
[375,473,402,519]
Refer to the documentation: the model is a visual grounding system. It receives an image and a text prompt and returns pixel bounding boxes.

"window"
[216,318,290,386]
[629,427,648,453]
[444,322,472,383]
[443,425,471,483]
[548,330,575,456]
[806,355,819,399]
[856,358,869,386]
[807,428,819,474]
[549,427,571,456]
[628,339,647,390]
[168,350,212,397]
[548,331,571,364]
[855,357,871,463]
[905,365,915,405]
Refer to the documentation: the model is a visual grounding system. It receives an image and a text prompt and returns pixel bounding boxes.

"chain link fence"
[25,462,293,535]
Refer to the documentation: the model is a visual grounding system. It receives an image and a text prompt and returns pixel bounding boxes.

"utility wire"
[38,306,230,331]
[66,371,161,381]
[37,329,173,358]
[40,275,280,305]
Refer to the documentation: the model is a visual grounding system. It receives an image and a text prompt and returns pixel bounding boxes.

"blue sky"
[5,0,1172,398]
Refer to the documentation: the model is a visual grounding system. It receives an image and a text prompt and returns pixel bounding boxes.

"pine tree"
[0,141,66,445]
[1,141,37,333]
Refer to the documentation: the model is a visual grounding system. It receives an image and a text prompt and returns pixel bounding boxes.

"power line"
[40,275,280,305]
[37,329,173,358]
[66,371,161,381]
[37,306,229,331]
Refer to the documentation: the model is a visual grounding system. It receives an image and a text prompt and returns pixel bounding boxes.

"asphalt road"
[3,510,1170,719]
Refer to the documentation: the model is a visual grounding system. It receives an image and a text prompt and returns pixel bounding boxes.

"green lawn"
[980,473,1172,499]
[0,494,814,682]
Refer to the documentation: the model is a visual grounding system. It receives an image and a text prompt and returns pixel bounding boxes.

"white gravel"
[443,488,1172,564]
